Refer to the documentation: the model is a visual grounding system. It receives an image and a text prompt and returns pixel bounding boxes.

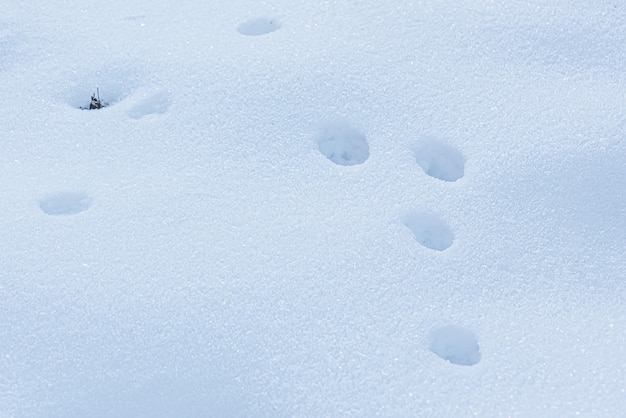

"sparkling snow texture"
[1,0,625,416]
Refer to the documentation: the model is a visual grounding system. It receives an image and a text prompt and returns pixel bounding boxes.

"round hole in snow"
[413,140,465,182]
[316,119,370,166]
[404,210,454,251]
[237,18,281,36]
[39,192,91,216]
[59,66,142,109]
[429,325,481,366]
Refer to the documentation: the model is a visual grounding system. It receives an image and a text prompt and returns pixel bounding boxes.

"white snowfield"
[1,1,625,416]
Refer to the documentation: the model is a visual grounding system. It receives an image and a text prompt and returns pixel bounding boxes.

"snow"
[428,325,481,366]
[237,18,282,37]
[39,192,92,216]
[316,119,370,166]
[1,0,625,416]
[412,139,465,182]
[404,210,455,251]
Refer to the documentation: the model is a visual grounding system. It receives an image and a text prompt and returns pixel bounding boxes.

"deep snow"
[1,0,625,416]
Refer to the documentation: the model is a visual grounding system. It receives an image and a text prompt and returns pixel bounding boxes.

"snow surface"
[1,0,625,416]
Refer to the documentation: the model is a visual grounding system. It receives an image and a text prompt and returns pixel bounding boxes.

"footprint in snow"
[316,119,370,166]
[413,139,465,182]
[61,66,141,110]
[429,325,481,366]
[404,210,454,251]
[39,192,91,216]
[237,18,281,36]
[127,91,170,119]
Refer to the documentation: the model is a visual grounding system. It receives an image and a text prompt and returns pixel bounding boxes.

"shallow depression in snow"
[404,210,454,251]
[0,26,19,72]
[127,91,171,119]
[237,18,281,36]
[39,192,91,216]
[429,325,481,366]
[61,66,142,110]
[316,119,370,166]
[413,139,465,182]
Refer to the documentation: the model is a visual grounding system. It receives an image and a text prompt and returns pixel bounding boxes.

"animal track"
[0,22,28,73]
[62,66,141,110]
[413,139,465,182]
[316,119,370,166]
[404,210,454,251]
[237,18,281,36]
[0,28,14,72]
[39,192,91,216]
[127,91,170,119]
[429,325,481,366]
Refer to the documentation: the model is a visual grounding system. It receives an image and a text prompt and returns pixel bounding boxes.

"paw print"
[406,138,465,251]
